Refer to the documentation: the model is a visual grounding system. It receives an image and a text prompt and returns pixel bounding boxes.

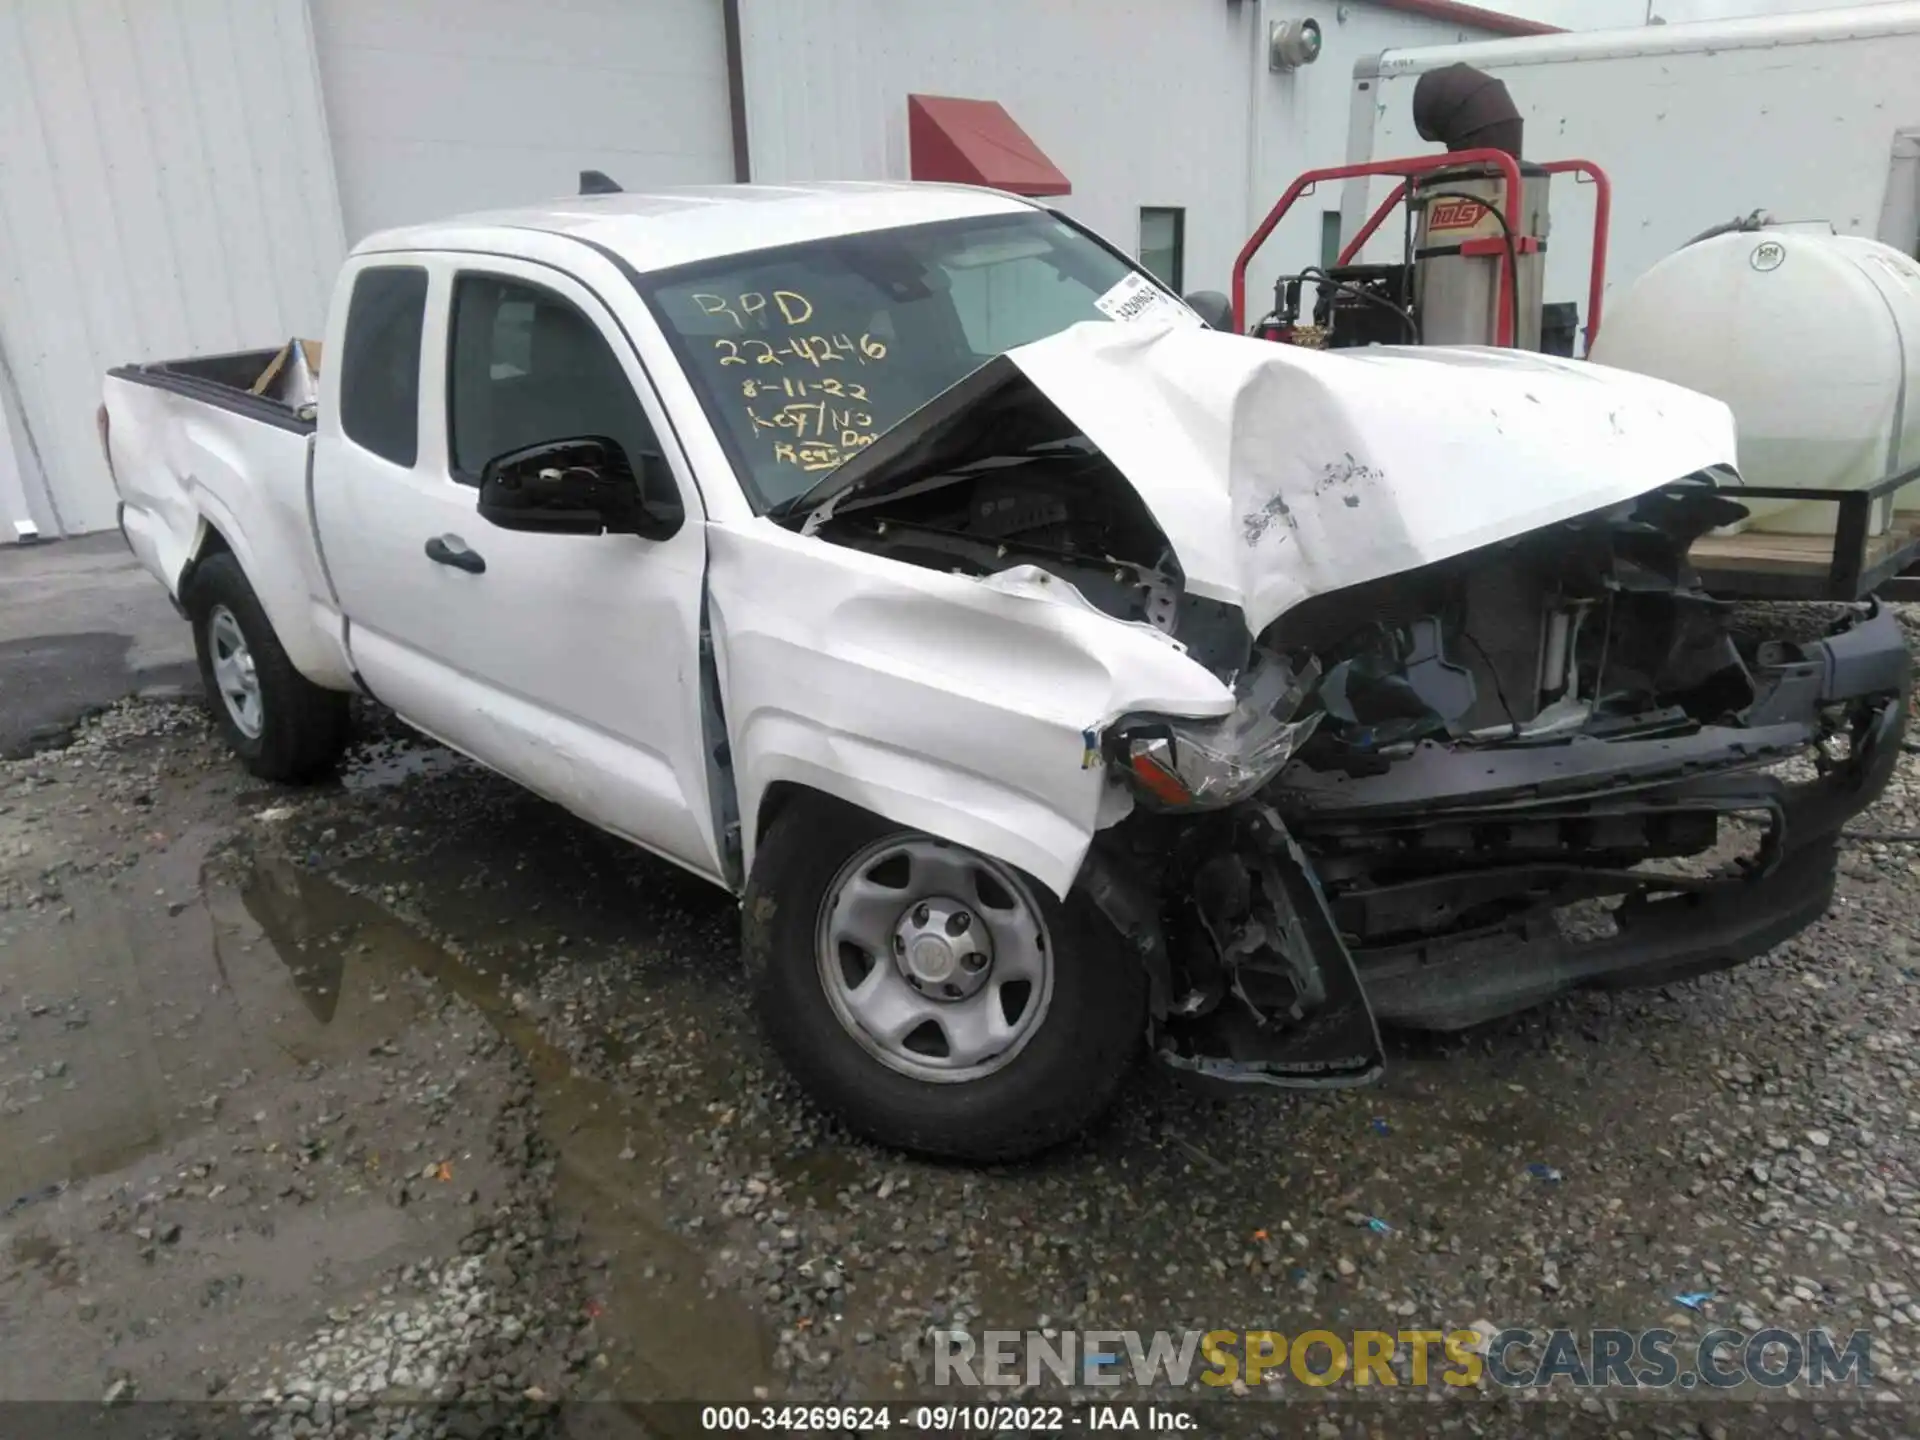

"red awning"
[907,94,1070,196]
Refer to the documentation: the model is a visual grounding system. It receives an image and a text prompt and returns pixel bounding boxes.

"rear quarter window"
[339,266,428,467]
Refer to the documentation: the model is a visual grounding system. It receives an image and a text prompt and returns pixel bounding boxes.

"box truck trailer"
[1342,2,1920,335]
[1307,6,1920,597]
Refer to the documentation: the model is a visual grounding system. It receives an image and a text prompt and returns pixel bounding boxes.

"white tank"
[1589,224,1920,535]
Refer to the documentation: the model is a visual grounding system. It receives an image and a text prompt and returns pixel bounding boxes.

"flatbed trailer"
[1689,466,1920,602]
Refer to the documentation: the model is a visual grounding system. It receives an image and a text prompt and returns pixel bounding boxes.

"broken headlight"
[1110,653,1321,810]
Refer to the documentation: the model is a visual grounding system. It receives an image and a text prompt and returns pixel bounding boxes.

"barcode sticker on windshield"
[1093,273,1203,329]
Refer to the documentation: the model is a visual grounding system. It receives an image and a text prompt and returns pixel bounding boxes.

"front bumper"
[1311,603,1910,1031]
[1147,605,1909,1081]
[1353,686,1904,1029]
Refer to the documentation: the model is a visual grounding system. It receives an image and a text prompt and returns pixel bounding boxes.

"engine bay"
[813,419,1770,764]
[1267,475,1761,767]
[806,415,1255,676]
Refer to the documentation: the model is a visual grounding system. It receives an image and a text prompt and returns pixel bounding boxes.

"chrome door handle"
[424,535,485,574]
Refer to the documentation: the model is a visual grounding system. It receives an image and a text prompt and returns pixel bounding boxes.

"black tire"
[744,798,1145,1161]
[182,551,350,782]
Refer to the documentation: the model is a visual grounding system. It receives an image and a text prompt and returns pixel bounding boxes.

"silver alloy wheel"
[206,605,264,739]
[815,835,1054,1083]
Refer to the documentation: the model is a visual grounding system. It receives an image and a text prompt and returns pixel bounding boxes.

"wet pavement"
[0,534,197,758]
[5,692,1920,1436]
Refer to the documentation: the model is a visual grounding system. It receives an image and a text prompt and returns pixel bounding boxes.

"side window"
[447,274,661,484]
[339,267,428,466]
[1138,207,1185,292]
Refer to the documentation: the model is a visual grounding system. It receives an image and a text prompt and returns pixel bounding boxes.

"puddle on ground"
[233,855,777,1407]
[289,784,863,1212]
[338,739,470,793]
[0,819,240,1204]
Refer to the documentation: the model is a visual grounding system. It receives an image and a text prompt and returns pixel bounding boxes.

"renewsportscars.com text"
[932,1327,1874,1391]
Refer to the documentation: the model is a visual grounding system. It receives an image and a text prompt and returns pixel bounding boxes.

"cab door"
[312,254,722,882]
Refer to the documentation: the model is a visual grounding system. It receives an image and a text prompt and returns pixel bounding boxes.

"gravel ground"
[0,707,585,1438]
[3,612,1920,1435]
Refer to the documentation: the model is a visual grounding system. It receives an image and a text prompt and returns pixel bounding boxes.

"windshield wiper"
[767,435,1089,525]
[765,472,845,523]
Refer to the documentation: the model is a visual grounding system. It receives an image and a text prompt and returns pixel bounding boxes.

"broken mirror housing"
[1112,652,1322,809]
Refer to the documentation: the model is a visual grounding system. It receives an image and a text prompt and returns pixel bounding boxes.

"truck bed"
[102,353,350,687]
[108,347,315,436]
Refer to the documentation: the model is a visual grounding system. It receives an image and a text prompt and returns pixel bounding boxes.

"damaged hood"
[1011,323,1738,634]
[806,323,1738,636]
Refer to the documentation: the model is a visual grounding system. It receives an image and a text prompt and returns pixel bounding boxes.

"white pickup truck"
[103,181,1908,1160]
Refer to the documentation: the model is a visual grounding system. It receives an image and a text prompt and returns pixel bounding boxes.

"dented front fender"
[709,521,1234,898]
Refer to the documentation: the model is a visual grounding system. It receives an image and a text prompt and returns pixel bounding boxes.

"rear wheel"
[745,799,1145,1161]
[184,552,349,782]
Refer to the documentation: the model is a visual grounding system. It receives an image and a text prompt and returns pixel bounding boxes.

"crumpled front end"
[1092,479,1909,1087]
[1001,322,1741,634]
[801,321,1742,638]
[790,321,1905,1090]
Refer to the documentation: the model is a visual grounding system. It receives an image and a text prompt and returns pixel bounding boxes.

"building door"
[0,0,342,540]
[308,0,738,241]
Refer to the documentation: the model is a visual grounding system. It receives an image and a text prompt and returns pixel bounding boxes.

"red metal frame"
[1231,150,1525,343]
[1234,151,1614,352]
[1537,158,1611,352]
[1337,181,1412,268]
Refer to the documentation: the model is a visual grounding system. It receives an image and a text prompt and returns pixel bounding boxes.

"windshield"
[641,210,1162,513]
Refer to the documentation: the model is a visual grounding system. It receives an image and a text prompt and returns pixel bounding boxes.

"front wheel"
[183,552,350,782]
[744,800,1145,1161]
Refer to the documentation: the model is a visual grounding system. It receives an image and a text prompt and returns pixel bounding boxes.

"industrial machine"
[1233,64,1609,356]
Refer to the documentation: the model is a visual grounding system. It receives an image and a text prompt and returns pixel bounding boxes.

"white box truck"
[1343,2,1920,335]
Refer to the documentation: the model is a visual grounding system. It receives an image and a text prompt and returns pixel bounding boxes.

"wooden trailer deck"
[1685,468,1920,602]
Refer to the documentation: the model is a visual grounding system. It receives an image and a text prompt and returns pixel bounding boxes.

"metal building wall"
[1246,2,1490,294]
[310,0,737,242]
[736,0,1493,299]
[739,0,1256,297]
[0,0,345,541]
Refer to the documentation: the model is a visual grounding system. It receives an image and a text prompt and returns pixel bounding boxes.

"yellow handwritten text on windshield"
[692,289,891,472]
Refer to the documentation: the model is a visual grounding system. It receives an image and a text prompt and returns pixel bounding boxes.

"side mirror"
[1183,290,1235,332]
[476,437,683,540]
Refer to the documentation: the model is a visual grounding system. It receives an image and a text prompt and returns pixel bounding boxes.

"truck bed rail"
[108,349,314,437]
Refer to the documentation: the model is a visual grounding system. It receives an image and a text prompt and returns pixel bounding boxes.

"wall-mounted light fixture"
[1269,18,1323,70]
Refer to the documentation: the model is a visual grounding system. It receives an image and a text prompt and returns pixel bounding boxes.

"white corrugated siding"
[310,0,736,242]
[737,0,1493,298]
[0,0,344,539]
[739,0,1255,297]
